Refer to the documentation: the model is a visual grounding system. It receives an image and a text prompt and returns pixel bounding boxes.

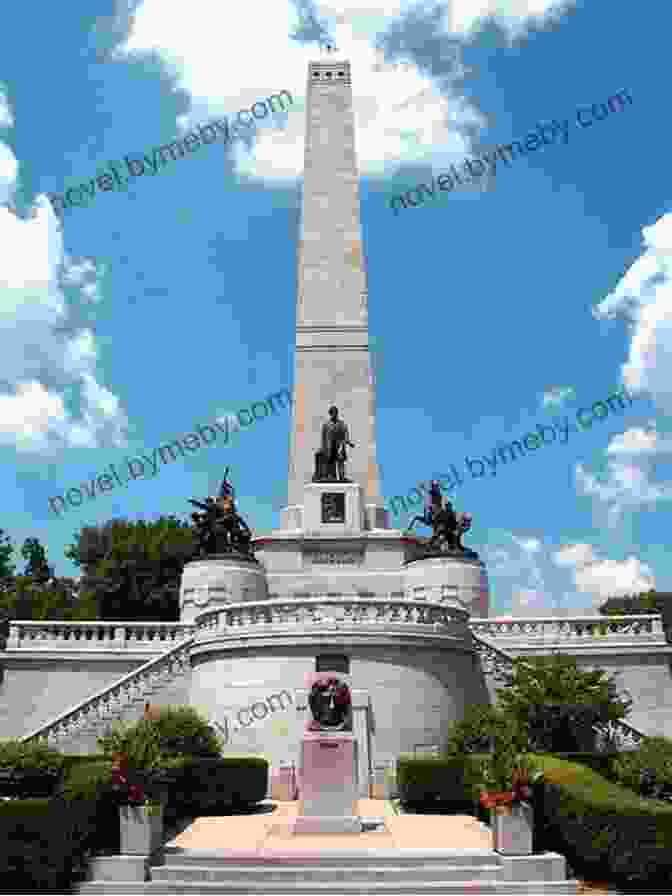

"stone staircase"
[21,636,195,753]
[77,848,579,894]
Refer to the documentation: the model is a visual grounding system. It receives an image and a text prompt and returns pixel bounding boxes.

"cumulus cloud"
[483,531,551,616]
[593,213,672,412]
[575,421,672,525]
[579,214,672,524]
[0,121,130,455]
[108,0,577,184]
[552,543,655,606]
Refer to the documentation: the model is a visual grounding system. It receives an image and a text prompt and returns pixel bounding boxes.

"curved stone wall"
[403,555,490,618]
[188,641,490,771]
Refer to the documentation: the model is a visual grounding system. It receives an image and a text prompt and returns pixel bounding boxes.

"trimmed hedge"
[166,756,269,819]
[0,748,269,892]
[0,797,85,892]
[531,754,672,887]
[396,756,468,807]
[59,758,120,854]
[609,736,672,800]
[550,752,620,779]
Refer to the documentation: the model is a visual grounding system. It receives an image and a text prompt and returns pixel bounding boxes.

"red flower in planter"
[110,756,147,806]
[480,765,534,810]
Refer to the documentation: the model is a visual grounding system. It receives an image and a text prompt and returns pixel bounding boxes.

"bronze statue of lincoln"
[318,406,354,482]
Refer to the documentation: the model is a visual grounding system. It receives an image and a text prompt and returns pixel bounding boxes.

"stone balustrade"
[6,620,198,650]
[471,614,664,641]
[5,613,664,652]
[194,595,468,635]
[21,637,196,746]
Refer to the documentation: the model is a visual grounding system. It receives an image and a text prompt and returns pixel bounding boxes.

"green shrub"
[528,703,605,753]
[532,753,672,886]
[97,718,163,769]
[610,735,672,800]
[445,704,528,757]
[396,757,466,806]
[550,752,620,779]
[59,758,119,855]
[0,738,64,772]
[147,705,224,757]
[166,756,268,818]
[97,705,223,770]
[0,798,81,891]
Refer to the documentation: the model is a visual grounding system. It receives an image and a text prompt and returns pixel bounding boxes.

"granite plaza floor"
[166,799,493,853]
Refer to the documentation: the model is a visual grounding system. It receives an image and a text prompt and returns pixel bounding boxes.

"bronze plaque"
[321,492,345,523]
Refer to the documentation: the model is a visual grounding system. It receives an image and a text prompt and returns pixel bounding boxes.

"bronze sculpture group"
[405,479,476,558]
[186,414,476,561]
[188,467,255,559]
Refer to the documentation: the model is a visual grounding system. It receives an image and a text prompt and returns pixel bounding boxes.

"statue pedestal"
[291,732,361,834]
[303,483,365,535]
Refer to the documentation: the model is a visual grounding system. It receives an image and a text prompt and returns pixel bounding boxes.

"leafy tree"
[65,515,197,621]
[20,537,53,584]
[495,654,633,749]
[0,529,15,578]
[445,703,529,756]
[0,574,97,622]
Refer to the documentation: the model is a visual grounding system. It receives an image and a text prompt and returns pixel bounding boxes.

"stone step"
[153,861,505,884]
[76,878,580,895]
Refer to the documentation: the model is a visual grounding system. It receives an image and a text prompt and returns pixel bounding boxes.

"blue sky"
[0,0,670,618]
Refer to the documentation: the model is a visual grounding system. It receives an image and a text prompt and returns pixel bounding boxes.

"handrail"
[21,635,196,744]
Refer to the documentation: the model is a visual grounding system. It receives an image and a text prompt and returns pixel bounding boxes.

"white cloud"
[0,128,130,455]
[552,543,595,569]
[483,531,550,614]
[110,0,577,184]
[575,422,672,525]
[593,213,672,413]
[318,0,577,41]
[606,423,672,458]
[0,85,13,130]
[551,543,655,606]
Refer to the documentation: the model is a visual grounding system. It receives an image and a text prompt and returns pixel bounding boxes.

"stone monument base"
[292,731,361,834]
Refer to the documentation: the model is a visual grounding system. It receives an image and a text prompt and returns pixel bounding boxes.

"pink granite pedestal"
[291,732,362,834]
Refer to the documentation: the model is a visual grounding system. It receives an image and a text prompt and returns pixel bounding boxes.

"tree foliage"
[64,516,197,621]
[0,529,15,578]
[496,654,633,736]
[0,575,96,621]
[20,537,53,584]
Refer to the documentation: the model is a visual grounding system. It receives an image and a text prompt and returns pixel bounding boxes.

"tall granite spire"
[286,59,385,526]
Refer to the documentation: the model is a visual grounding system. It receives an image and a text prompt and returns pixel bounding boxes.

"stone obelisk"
[282,57,387,532]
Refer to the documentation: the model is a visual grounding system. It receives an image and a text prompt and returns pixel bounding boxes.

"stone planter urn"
[370,762,396,799]
[491,803,534,855]
[119,803,164,856]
